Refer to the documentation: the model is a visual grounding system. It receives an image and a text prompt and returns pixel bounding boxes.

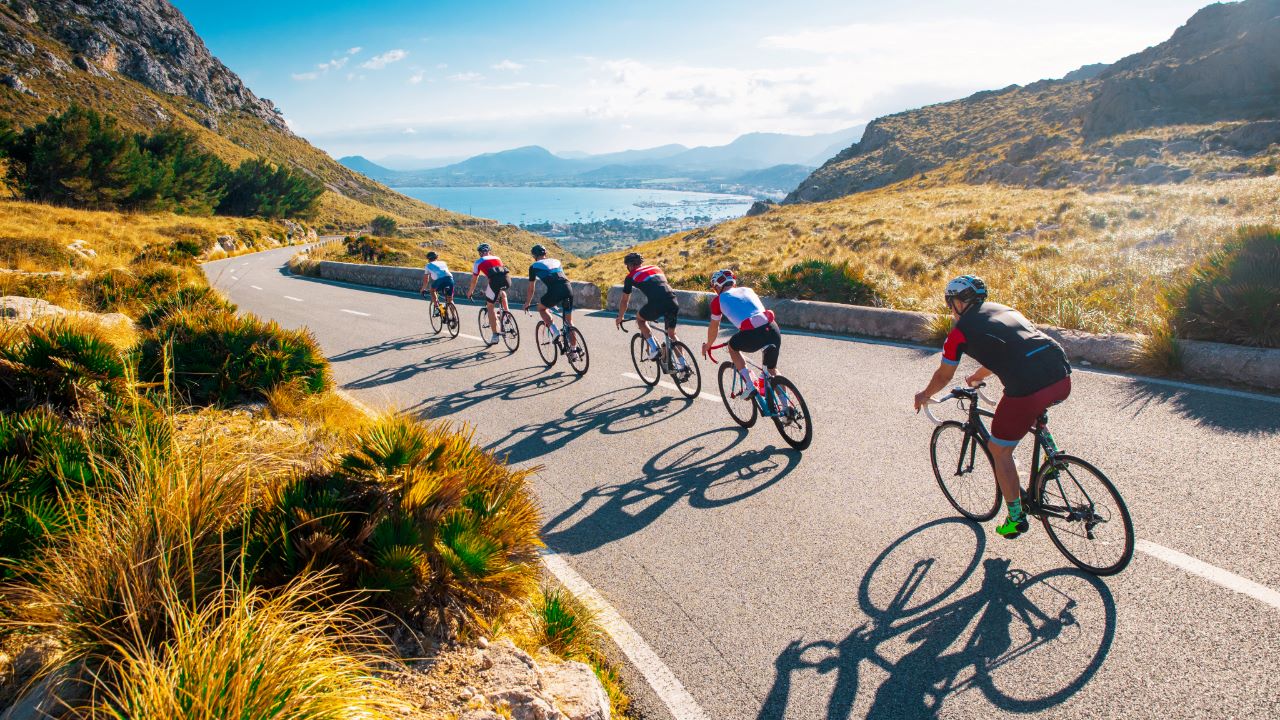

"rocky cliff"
[787,0,1280,203]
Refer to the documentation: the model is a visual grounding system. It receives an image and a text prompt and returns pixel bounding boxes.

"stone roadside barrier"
[605,284,1280,392]
[308,259,603,310]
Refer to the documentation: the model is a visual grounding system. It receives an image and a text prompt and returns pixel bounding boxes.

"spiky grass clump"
[95,576,406,720]
[1169,225,1280,348]
[761,259,884,307]
[244,415,543,635]
[924,313,955,347]
[0,318,133,414]
[528,585,600,660]
[134,285,235,330]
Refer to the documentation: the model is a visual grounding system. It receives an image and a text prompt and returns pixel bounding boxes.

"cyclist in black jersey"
[614,252,680,360]
[523,244,579,350]
[913,275,1072,539]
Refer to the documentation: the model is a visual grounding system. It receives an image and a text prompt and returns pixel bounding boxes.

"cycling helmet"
[710,268,736,292]
[624,252,642,266]
[426,251,438,261]
[531,243,547,258]
[944,275,988,306]
[477,243,491,255]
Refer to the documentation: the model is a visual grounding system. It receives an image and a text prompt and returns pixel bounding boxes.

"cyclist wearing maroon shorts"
[913,275,1071,539]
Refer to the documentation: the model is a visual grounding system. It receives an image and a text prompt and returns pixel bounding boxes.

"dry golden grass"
[577,176,1280,334]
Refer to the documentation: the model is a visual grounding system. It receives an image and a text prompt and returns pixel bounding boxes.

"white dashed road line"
[340,309,370,316]
[1137,540,1280,611]
[461,333,484,341]
[621,372,719,403]
[250,285,263,290]
[542,551,713,720]
[283,295,303,302]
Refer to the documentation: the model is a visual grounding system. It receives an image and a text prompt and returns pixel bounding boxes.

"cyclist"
[913,275,1072,539]
[418,251,454,307]
[614,252,681,361]
[465,243,511,345]
[523,244,579,351]
[701,269,780,397]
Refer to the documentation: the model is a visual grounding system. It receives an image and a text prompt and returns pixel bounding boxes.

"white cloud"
[403,127,417,134]
[346,46,362,56]
[362,49,408,70]
[448,72,483,82]
[492,59,524,71]
[409,70,426,85]
[318,57,348,72]
[291,71,319,81]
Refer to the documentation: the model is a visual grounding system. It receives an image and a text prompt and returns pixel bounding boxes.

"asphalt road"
[206,247,1280,720]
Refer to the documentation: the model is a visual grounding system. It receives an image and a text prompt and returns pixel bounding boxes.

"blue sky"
[172,0,1211,163]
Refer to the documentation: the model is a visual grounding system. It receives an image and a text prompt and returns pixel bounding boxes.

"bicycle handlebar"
[704,342,728,363]
[920,383,995,426]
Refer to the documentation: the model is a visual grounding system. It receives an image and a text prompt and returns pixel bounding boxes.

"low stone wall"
[605,284,1280,391]
[310,260,603,310]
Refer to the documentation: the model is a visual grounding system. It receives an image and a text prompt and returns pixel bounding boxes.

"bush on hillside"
[761,259,884,307]
[87,262,198,315]
[141,308,330,405]
[216,158,324,219]
[135,285,236,330]
[1169,226,1280,348]
[243,416,543,634]
[0,319,133,414]
[370,214,397,237]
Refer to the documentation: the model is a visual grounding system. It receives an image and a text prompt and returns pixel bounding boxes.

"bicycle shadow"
[329,332,449,363]
[542,427,800,554]
[1117,381,1279,435]
[759,518,1116,720]
[407,364,580,418]
[343,342,514,389]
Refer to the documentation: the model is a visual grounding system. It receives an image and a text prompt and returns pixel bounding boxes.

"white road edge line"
[250,285,263,290]
[283,295,303,302]
[541,551,713,720]
[621,372,719,403]
[1136,540,1280,611]
[339,309,370,316]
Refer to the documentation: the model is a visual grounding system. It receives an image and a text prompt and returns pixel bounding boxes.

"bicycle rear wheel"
[1035,454,1134,576]
[501,311,520,352]
[768,376,812,451]
[446,303,460,338]
[535,321,558,366]
[669,341,702,399]
[429,302,443,334]
[477,307,495,345]
[717,362,757,428]
[631,334,660,386]
[930,421,1001,521]
[565,327,589,375]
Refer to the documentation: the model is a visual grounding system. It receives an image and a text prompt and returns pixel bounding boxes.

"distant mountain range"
[338,125,864,197]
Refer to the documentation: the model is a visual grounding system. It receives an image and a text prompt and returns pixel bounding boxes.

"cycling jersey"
[710,287,773,331]
[529,258,569,288]
[623,265,677,307]
[424,260,451,283]
[942,301,1070,397]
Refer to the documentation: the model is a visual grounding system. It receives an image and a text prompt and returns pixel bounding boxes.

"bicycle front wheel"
[445,303,460,338]
[930,421,1001,521]
[669,341,702,400]
[565,327,589,375]
[1035,454,1134,576]
[429,302,443,334]
[631,334,660,386]
[769,376,812,451]
[535,321,558,366]
[477,307,495,345]
[717,362,757,428]
[501,311,520,352]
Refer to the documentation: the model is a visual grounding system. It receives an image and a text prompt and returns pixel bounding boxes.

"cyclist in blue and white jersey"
[523,244,578,350]
[418,251,455,304]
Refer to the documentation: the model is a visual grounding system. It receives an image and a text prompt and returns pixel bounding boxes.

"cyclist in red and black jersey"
[913,275,1072,539]
[465,243,511,345]
[614,252,681,360]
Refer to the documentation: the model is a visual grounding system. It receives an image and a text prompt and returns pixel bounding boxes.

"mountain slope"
[788,0,1280,203]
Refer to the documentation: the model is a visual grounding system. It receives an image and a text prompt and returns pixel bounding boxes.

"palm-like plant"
[0,320,132,414]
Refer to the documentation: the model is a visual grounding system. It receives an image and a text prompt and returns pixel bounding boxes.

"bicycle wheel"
[630,334,660,386]
[1034,454,1134,576]
[717,362,757,428]
[429,303,443,334]
[500,311,520,352]
[445,303,460,339]
[565,327,589,376]
[477,307,495,345]
[669,341,702,400]
[768,376,813,451]
[535,321,558,366]
[930,421,1001,521]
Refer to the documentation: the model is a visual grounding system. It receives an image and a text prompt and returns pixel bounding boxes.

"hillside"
[788,0,1280,203]
[0,0,556,245]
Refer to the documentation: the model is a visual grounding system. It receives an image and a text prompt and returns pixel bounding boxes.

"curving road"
[206,246,1280,720]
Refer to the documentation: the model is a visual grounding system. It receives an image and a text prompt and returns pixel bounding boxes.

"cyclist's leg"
[727,330,754,387]
[988,378,1070,536]
[484,286,500,331]
[760,322,782,376]
[560,296,576,347]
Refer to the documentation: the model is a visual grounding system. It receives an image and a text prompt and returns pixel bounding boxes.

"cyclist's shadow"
[543,426,800,553]
[758,518,1117,720]
[342,340,507,390]
[413,365,579,418]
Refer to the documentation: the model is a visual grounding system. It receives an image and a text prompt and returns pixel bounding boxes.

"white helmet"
[710,269,736,292]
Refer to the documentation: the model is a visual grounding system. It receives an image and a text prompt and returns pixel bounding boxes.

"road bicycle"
[707,342,812,451]
[421,290,460,338]
[923,385,1134,575]
[473,289,520,352]
[533,307,589,376]
[619,320,701,399]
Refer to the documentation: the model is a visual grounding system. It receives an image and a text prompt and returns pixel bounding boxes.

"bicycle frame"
[711,343,789,418]
[619,320,687,373]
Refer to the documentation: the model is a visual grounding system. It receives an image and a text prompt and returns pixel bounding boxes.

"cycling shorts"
[431,276,455,297]
[539,281,574,314]
[729,321,781,369]
[483,283,508,303]
[990,376,1072,447]
[639,297,679,331]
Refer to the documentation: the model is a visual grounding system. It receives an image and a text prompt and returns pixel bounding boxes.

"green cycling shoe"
[996,514,1029,539]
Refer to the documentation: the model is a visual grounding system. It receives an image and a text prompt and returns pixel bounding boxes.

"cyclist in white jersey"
[418,251,454,303]
[701,269,781,396]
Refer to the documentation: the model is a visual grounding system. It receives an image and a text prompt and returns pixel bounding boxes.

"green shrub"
[0,320,133,414]
[242,416,542,634]
[135,286,236,330]
[141,308,329,405]
[1169,226,1280,348]
[216,158,323,219]
[370,215,397,237]
[87,262,198,314]
[761,259,883,306]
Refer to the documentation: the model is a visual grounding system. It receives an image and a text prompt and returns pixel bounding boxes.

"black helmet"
[531,244,547,257]
[477,243,491,255]
[426,251,438,261]
[624,252,642,266]
[944,275,988,306]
